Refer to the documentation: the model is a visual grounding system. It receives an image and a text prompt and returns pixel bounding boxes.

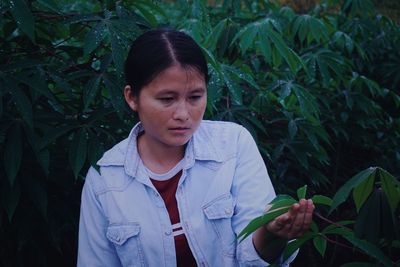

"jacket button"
[225,208,231,215]
[165,229,172,236]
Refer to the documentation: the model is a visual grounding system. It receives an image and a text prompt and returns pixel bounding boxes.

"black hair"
[124,28,209,96]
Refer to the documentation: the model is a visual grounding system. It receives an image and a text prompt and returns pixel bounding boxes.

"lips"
[168,127,190,134]
[169,127,190,130]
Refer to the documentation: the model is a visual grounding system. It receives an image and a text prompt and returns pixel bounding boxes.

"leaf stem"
[314,211,352,231]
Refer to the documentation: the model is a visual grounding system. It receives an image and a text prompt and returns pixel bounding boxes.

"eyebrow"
[189,88,206,93]
[156,87,206,95]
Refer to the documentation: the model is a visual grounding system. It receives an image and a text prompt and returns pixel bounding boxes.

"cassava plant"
[239,167,400,266]
[1,0,399,265]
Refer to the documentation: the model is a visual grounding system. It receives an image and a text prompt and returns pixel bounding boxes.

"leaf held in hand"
[297,185,307,200]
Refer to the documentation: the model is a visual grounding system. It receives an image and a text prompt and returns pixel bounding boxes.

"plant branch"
[314,212,353,231]
[322,235,354,250]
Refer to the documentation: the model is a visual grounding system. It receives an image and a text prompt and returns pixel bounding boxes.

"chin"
[165,136,192,147]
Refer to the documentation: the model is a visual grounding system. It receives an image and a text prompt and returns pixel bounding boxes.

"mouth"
[168,127,190,134]
[169,127,190,130]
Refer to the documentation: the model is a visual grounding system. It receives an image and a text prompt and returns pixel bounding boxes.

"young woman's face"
[125,65,207,149]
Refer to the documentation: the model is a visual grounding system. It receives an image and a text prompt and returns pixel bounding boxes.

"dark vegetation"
[0,0,399,266]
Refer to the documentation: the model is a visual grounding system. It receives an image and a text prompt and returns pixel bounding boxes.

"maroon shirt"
[151,171,197,267]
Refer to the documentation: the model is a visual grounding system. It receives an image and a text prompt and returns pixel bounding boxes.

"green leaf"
[65,13,102,24]
[238,207,291,242]
[258,27,272,64]
[0,59,44,72]
[134,2,157,27]
[1,181,21,222]
[237,24,258,53]
[293,85,320,123]
[50,73,73,98]
[267,28,300,74]
[221,65,242,105]
[311,195,332,206]
[24,177,47,220]
[282,231,315,261]
[341,262,379,267]
[288,120,297,139]
[69,128,88,179]
[18,71,54,101]
[353,171,375,212]
[313,234,327,257]
[380,190,397,242]
[36,0,61,14]
[343,235,392,267]
[310,221,319,233]
[102,74,125,116]
[238,195,296,242]
[329,167,377,214]
[108,26,125,75]
[84,21,106,55]
[223,64,260,90]
[39,125,76,149]
[205,19,227,51]
[379,168,400,213]
[83,75,102,110]
[297,185,307,200]
[322,220,354,235]
[199,44,221,74]
[354,189,380,244]
[4,123,23,186]
[0,93,2,117]
[292,15,306,43]
[267,195,297,211]
[38,149,50,175]
[87,132,104,167]
[7,79,34,129]
[270,194,296,204]
[9,0,35,42]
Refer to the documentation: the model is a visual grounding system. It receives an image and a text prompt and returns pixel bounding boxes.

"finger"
[302,200,314,229]
[280,203,299,231]
[287,202,300,218]
[274,217,285,230]
[267,214,289,232]
[288,199,308,236]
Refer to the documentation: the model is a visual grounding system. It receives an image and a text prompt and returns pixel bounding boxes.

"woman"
[77,28,314,267]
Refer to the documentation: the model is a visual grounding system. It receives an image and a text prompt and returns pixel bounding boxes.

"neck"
[138,133,185,173]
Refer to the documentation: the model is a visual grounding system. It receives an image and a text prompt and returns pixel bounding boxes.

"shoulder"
[85,136,133,194]
[197,120,253,143]
[97,138,129,167]
[97,122,142,167]
[198,120,243,133]
[194,120,253,160]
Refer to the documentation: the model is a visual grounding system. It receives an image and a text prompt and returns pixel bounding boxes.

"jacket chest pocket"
[203,194,236,258]
[106,223,145,267]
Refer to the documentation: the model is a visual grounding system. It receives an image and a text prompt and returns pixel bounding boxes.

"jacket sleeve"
[231,127,297,266]
[77,167,122,267]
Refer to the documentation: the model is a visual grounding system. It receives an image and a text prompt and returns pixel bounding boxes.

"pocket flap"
[106,223,140,246]
[203,195,234,220]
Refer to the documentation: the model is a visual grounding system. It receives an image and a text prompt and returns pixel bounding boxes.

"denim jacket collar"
[97,121,223,179]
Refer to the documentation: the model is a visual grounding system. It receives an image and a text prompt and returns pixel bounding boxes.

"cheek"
[194,100,207,117]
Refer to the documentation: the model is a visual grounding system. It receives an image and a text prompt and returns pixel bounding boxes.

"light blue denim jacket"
[78,120,296,267]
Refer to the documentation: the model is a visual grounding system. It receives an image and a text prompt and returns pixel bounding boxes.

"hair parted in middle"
[124,28,209,96]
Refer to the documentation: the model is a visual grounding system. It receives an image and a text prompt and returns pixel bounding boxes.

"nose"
[173,100,189,121]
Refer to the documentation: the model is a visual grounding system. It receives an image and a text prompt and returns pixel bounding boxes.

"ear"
[124,85,138,111]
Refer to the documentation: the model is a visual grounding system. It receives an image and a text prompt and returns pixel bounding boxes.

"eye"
[189,95,203,101]
[158,97,174,103]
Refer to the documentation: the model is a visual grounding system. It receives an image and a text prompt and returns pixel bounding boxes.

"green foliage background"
[0,0,399,266]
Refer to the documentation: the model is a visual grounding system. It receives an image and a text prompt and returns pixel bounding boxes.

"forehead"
[144,65,206,91]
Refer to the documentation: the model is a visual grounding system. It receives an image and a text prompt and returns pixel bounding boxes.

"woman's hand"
[265,199,315,239]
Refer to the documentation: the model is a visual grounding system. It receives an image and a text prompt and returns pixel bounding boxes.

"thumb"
[268,214,289,231]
